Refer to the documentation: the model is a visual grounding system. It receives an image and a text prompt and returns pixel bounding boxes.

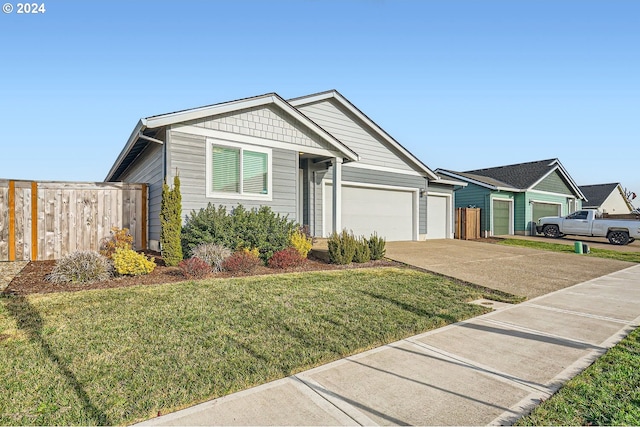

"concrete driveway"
[385,240,635,299]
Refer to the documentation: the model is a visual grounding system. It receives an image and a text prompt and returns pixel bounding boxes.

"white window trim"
[206,138,273,201]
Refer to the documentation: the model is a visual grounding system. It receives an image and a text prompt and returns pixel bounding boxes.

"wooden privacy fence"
[0,180,147,261]
[455,207,481,240]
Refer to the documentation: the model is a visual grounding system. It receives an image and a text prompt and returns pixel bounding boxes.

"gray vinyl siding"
[312,164,427,236]
[169,130,298,222]
[118,142,163,243]
[533,171,574,195]
[184,104,330,151]
[296,100,416,172]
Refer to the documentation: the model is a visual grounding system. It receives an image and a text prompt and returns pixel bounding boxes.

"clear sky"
[1,0,638,206]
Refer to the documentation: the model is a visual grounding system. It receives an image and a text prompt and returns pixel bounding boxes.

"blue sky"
[1,0,638,205]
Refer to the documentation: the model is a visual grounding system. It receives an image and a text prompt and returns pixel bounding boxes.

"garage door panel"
[493,200,511,236]
[532,203,561,222]
[325,184,414,241]
[427,195,448,239]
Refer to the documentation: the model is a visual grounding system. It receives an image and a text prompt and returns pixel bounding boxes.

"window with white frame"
[207,139,272,200]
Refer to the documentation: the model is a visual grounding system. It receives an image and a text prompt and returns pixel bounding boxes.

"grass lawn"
[498,239,640,263]
[516,326,640,426]
[0,267,501,426]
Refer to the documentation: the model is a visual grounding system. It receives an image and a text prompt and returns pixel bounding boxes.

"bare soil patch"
[2,254,401,296]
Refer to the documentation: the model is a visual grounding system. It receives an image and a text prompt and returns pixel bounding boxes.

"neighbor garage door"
[532,202,561,222]
[493,200,512,236]
[426,194,448,239]
[325,184,414,241]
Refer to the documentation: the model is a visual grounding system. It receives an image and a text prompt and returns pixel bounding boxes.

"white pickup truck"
[536,209,640,245]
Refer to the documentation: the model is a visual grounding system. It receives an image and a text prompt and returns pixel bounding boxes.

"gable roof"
[106,93,360,181]
[437,158,586,199]
[579,183,632,209]
[288,90,439,180]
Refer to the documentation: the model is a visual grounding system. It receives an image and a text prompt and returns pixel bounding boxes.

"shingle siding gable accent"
[296,100,416,172]
[184,104,330,151]
[533,170,573,195]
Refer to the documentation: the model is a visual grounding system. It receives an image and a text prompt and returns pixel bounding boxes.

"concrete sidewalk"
[137,264,640,426]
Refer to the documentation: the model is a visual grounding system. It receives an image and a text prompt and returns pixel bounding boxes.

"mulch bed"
[2,254,401,296]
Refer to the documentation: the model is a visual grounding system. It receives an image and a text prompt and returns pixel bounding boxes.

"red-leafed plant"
[268,247,305,269]
[221,250,262,273]
[178,256,212,279]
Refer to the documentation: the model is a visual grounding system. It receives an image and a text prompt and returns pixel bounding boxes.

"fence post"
[31,181,38,261]
[8,181,15,261]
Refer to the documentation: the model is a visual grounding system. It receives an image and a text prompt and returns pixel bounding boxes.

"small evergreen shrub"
[99,227,133,259]
[222,250,262,273]
[327,230,357,265]
[181,204,297,263]
[178,257,212,279]
[47,251,112,284]
[289,227,312,258]
[161,175,183,266]
[353,236,371,263]
[368,232,386,260]
[190,243,232,272]
[112,248,156,276]
[268,247,305,269]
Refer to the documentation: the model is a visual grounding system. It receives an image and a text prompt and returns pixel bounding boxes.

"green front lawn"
[1,268,498,426]
[516,326,640,426]
[498,239,640,263]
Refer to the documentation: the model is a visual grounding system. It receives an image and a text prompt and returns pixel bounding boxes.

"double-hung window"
[207,139,272,200]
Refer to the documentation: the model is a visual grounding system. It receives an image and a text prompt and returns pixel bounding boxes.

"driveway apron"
[137,242,640,426]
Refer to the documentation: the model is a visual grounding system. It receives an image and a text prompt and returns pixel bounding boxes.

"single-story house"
[106,90,461,250]
[437,159,586,236]
[579,183,634,214]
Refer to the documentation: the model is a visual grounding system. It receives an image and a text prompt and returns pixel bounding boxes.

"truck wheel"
[543,225,561,238]
[607,231,630,245]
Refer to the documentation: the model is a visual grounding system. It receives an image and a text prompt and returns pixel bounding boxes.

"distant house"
[579,183,634,214]
[106,90,461,251]
[437,159,586,236]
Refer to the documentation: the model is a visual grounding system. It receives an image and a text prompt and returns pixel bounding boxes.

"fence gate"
[0,180,147,261]
[455,208,481,240]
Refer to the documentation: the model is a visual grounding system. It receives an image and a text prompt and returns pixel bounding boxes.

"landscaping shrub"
[178,257,212,279]
[289,227,312,258]
[268,247,305,269]
[353,236,371,263]
[181,203,297,263]
[161,175,183,266]
[221,249,262,273]
[368,232,386,260]
[190,242,232,272]
[112,248,156,276]
[99,227,133,259]
[328,230,357,265]
[47,251,113,284]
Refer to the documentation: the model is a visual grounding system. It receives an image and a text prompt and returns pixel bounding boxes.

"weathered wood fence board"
[455,207,481,240]
[0,180,147,261]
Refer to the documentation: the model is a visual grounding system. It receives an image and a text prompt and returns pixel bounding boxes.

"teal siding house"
[437,159,586,236]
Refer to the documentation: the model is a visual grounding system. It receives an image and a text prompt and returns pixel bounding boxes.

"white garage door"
[426,194,448,239]
[325,184,415,241]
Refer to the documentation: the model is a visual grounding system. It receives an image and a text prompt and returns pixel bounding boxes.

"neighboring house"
[579,183,634,214]
[106,90,460,250]
[437,159,586,236]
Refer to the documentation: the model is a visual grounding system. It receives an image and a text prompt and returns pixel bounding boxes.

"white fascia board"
[432,177,468,187]
[145,94,358,162]
[290,90,437,180]
[436,170,499,190]
[105,120,145,181]
[145,95,276,128]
